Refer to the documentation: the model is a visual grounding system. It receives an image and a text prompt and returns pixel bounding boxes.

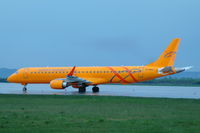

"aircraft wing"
[66,75,91,84]
[56,76,107,86]
[61,66,108,85]
[63,66,91,84]
[66,76,108,85]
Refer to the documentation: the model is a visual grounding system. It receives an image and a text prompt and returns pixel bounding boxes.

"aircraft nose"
[7,74,15,83]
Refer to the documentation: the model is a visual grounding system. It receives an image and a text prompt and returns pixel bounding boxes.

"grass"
[0,95,200,133]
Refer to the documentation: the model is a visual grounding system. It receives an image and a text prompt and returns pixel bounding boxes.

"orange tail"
[147,38,181,67]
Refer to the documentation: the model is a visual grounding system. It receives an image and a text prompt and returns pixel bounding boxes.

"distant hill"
[166,72,200,79]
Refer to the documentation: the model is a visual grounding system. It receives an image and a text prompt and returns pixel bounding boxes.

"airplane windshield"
[14,71,19,74]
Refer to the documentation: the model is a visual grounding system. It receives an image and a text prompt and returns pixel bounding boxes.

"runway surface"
[0,83,200,99]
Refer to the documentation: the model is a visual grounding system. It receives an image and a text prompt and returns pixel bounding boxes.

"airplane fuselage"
[7,66,166,85]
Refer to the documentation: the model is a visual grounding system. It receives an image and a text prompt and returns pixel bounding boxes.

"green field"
[0,95,200,133]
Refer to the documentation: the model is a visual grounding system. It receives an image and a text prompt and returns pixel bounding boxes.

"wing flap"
[66,75,91,84]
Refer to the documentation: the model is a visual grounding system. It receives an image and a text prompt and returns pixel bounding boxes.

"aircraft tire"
[92,87,99,93]
[79,87,86,93]
[23,87,27,91]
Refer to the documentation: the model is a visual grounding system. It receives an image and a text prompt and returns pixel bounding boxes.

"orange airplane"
[7,38,191,93]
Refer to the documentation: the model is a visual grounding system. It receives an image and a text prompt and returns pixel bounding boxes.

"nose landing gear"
[23,86,27,92]
[22,84,27,92]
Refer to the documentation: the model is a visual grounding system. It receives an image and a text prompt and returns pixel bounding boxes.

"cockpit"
[14,71,19,74]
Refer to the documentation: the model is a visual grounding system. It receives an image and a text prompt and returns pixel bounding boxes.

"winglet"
[68,66,76,76]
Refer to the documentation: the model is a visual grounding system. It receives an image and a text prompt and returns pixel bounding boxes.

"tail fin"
[147,38,181,67]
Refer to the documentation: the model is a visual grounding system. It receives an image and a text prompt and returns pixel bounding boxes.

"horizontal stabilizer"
[175,66,193,73]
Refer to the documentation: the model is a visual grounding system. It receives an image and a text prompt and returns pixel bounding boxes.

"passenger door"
[138,67,144,79]
[23,68,29,79]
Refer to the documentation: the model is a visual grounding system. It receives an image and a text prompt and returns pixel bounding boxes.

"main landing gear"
[79,86,86,93]
[78,85,100,93]
[92,86,99,93]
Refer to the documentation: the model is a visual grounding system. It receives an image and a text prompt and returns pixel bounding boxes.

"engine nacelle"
[50,80,67,89]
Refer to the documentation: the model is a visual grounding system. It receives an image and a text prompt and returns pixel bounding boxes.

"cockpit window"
[14,71,19,74]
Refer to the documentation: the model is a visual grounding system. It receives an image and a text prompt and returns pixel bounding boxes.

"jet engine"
[50,80,67,89]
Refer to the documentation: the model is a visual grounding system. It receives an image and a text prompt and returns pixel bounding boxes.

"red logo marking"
[122,67,138,82]
[164,51,176,58]
[107,67,130,83]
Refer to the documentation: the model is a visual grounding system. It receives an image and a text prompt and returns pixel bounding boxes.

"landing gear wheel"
[92,87,99,93]
[79,87,86,93]
[23,87,27,92]
[22,84,27,92]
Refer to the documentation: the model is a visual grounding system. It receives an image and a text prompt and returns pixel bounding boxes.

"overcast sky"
[0,0,199,71]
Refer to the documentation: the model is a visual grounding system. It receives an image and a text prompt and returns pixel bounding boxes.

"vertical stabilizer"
[147,38,181,67]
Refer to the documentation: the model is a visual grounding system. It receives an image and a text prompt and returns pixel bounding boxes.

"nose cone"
[7,74,15,83]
